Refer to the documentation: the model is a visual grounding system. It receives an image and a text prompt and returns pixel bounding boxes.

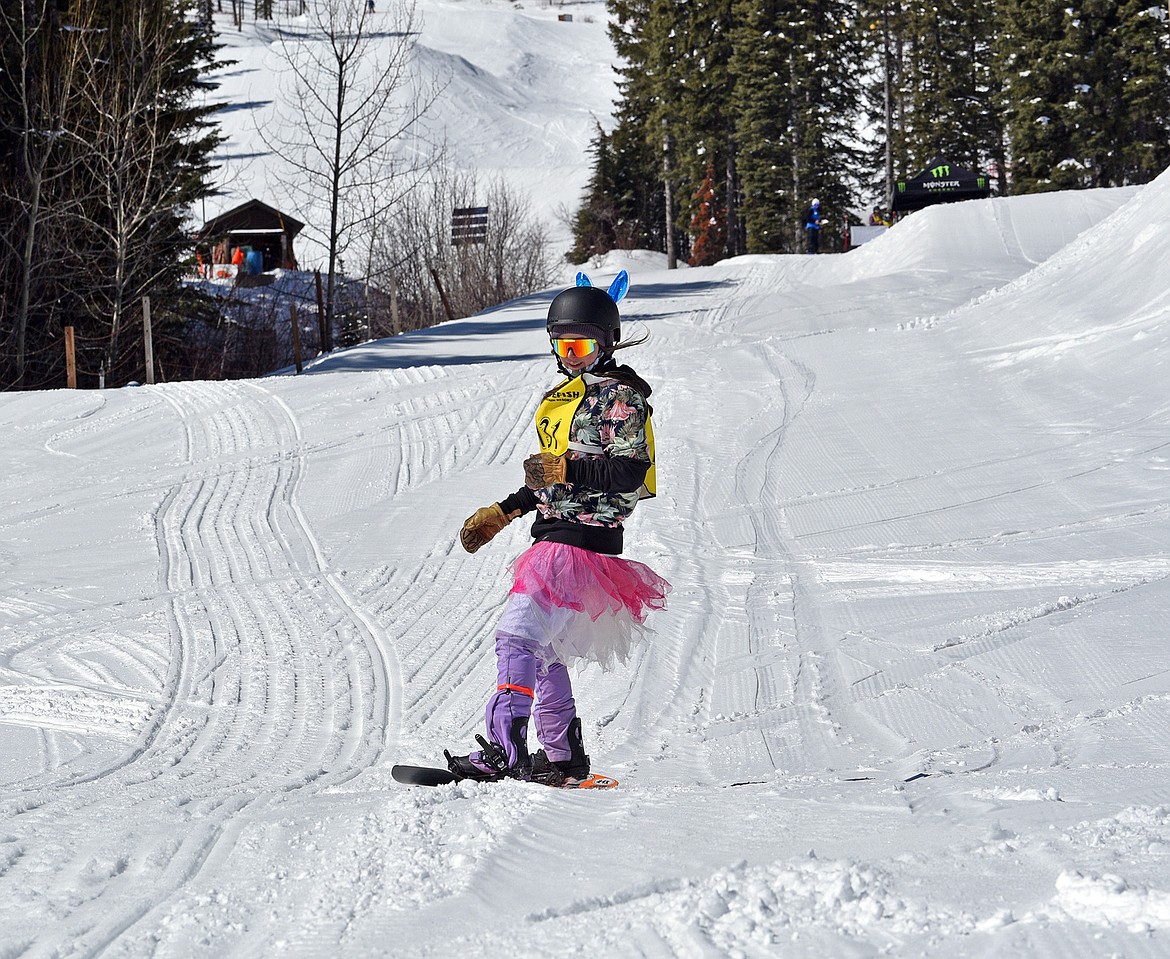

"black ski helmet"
[546,286,621,351]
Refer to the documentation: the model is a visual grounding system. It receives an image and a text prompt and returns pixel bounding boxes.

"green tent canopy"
[892,156,992,212]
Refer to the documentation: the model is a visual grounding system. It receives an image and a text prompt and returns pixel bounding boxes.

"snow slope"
[4,2,1170,954]
[4,166,1169,955]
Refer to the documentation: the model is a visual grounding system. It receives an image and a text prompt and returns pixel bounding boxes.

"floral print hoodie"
[499,361,653,556]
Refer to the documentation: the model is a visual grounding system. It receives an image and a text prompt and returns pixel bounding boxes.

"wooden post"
[429,265,456,322]
[142,295,155,385]
[390,274,400,335]
[290,303,303,374]
[314,270,328,352]
[65,326,77,388]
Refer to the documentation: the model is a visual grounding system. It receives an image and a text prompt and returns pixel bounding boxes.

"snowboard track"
[1,381,399,956]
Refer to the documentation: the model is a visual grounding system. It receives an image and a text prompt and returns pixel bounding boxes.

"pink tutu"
[510,541,669,622]
[502,541,670,668]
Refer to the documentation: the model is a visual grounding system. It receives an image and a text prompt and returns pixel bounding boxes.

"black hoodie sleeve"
[565,455,648,494]
[499,486,539,516]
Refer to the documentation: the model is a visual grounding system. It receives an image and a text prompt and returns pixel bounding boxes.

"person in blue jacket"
[803,198,821,254]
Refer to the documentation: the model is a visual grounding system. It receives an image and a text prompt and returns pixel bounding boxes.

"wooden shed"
[198,199,304,272]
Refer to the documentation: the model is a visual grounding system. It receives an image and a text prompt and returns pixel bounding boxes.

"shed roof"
[199,199,305,238]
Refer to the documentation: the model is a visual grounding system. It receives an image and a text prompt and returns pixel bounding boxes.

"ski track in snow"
[4,187,1170,954]
[1,380,399,956]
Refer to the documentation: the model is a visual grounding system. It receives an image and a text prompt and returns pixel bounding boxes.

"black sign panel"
[893,157,991,212]
[451,206,489,245]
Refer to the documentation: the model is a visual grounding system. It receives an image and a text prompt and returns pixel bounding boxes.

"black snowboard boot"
[445,718,532,782]
[531,717,590,786]
[444,741,504,782]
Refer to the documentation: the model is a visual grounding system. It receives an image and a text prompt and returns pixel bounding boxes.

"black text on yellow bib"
[535,376,586,455]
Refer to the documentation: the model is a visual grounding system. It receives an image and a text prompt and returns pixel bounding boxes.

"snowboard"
[391,764,619,790]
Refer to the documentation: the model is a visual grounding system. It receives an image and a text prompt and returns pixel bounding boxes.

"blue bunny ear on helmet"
[606,270,629,303]
[575,272,592,287]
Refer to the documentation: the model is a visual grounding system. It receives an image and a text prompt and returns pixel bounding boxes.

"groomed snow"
[3,2,1170,956]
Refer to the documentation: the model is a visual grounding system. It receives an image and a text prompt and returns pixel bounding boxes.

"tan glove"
[523,452,568,489]
[459,503,521,554]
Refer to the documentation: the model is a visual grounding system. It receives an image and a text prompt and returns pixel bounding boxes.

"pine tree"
[731,0,864,254]
[789,0,866,249]
[569,124,621,262]
[601,0,671,254]
[589,0,1168,267]
[730,0,791,253]
[71,0,222,383]
[893,0,1004,176]
[600,0,745,262]
[995,0,1071,192]
[568,116,665,263]
[998,0,1170,193]
[1062,0,1170,187]
[857,0,905,206]
[667,0,743,259]
[1114,0,1170,184]
[0,0,85,387]
[1059,0,1131,188]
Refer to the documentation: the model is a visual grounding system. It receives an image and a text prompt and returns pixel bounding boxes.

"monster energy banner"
[892,156,991,212]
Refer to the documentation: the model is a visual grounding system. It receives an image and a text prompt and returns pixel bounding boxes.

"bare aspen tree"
[70,4,212,377]
[370,167,556,332]
[0,0,89,387]
[263,0,437,349]
[1,0,217,389]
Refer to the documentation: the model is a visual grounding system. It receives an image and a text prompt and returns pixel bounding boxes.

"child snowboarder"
[447,272,670,786]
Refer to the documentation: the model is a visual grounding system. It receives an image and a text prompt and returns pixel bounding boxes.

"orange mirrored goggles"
[551,336,600,359]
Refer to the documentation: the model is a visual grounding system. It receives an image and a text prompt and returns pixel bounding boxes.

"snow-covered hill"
[3,3,1170,955]
[4,166,1169,955]
[204,0,616,266]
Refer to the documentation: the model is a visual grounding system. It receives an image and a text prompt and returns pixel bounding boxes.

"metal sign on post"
[451,206,488,245]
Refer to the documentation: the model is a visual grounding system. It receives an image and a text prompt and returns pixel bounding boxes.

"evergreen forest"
[569,0,1170,264]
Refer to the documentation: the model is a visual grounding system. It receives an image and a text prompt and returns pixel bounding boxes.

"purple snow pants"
[485,631,576,766]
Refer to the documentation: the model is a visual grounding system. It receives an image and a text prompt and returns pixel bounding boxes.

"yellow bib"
[534,375,656,500]
[640,416,657,499]
[535,376,586,456]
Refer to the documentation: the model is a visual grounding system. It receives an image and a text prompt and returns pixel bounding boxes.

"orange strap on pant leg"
[497,683,534,698]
